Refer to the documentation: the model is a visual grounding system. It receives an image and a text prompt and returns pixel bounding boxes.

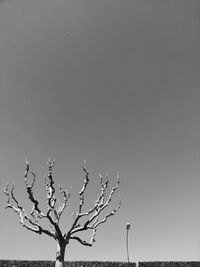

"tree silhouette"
[4,159,121,267]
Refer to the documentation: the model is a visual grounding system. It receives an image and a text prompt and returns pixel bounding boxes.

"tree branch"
[43,159,65,240]
[91,200,121,229]
[67,161,90,234]
[45,158,57,210]
[24,160,46,220]
[4,183,56,239]
[78,173,109,218]
[72,174,120,233]
[68,172,121,246]
[57,185,71,220]
[78,160,89,214]
[70,236,92,247]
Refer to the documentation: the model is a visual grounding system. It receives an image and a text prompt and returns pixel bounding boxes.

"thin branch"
[69,173,121,246]
[92,200,121,228]
[4,184,56,239]
[98,173,109,205]
[72,173,109,220]
[96,174,120,215]
[45,158,57,210]
[44,159,64,240]
[44,159,59,225]
[24,160,46,219]
[67,161,90,233]
[79,174,120,231]
[90,227,97,243]
[70,236,92,247]
[24,159,63,239]
[78,160,89,214]
[69,200,120,247]
[57,185,72,220]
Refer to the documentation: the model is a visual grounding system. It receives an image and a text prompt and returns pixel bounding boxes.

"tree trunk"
[55,239,66,267]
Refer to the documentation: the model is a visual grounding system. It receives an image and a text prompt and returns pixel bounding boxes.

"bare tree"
[4,159,121,267]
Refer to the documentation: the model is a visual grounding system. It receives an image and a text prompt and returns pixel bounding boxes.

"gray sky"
[0,0,200,262]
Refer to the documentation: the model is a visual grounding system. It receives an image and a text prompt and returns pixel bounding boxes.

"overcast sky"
[0,0,200,263]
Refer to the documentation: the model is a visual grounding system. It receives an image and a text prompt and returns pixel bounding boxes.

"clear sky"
[0,0,200,263]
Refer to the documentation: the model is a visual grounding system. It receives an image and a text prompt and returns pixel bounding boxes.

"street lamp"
[126,222,131,264]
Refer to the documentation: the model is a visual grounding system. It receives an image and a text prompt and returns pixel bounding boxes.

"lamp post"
[126,222,131,264]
